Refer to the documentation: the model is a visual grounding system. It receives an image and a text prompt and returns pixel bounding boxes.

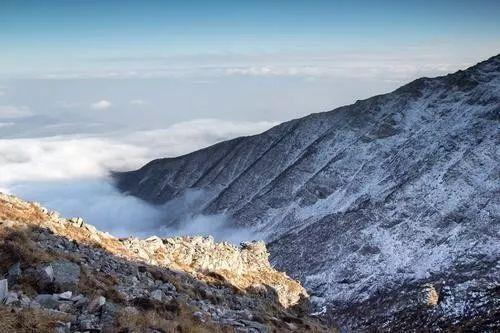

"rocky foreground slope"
[0,193,330,332]
[115,55,500,331]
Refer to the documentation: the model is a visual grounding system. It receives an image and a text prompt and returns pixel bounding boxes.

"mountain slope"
[115,55,500,331]
[0,193,329,332]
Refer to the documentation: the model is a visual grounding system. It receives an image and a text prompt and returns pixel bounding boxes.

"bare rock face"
[121,236,307,308]
[114,55,500,331]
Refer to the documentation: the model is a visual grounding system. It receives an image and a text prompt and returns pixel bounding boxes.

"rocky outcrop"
[420,283,439,307]
[0,193,329,332]
[114,55,500,331]
[121,236,306,308]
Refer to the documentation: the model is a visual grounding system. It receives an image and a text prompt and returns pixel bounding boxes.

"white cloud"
[0,105,33,119]
[0,118,276,185]
[129,99,147,106]
[0,118,274,240]
[90,100,112,110]
[125,119,277,157]
[9,179,167,237]
[222,61,459,81]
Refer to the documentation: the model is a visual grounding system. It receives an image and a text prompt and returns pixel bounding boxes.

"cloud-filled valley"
[0,118,275,242]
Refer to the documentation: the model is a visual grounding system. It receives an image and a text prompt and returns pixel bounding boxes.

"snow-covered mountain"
[115,55,500,331]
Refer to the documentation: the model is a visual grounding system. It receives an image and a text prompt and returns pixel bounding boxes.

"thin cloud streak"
[0,105,33,119]
[16,45,499,82]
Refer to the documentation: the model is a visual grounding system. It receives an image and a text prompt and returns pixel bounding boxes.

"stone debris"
[68,217,84,228]
[120,235,306,308]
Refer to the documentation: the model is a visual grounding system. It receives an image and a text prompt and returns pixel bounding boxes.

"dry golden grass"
[114,304,232,333]
[0,225,54,272]
[0,196,46,223]
[0,306,72,333]
[0,193,124,252]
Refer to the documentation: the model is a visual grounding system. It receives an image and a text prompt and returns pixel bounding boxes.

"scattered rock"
[71,294,88,308]
[150,289,163,301]
[54,321,71,333]
[193,311,206,322]
[121,236,307,307]
[35,294,60,309]
[144,235,164,251]
[88,295,106,313]
[58,291,73,300]
[0,279,8,302]
[19,294,31,307]
[100,302,118,330]
[4,291,19,306]
[54,325,67,333]
[30,264,55,292]
[79,318,98,331]
[69,217,84,228]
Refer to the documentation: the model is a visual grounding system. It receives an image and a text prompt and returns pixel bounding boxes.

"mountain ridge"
[115,54,500,331]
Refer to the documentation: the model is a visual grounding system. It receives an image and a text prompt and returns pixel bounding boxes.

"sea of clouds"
[0,118,276,242]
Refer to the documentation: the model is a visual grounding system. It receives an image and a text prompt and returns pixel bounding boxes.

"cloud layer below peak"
[0,118,275,241]
[0,118,277,185]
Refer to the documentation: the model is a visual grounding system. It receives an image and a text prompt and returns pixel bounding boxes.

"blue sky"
[0,0,499,131]
[0,1,499,235]
[1,0,499,77]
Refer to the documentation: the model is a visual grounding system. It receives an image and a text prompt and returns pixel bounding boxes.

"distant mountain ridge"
[115,55,500,331]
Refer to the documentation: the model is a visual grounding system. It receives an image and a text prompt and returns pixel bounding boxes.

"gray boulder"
[35,294,60,309]
[30,264,54,292]
[31,261,80,293]
[50,261,80,292]
[101,302,118,330]
[7,262,21,286]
